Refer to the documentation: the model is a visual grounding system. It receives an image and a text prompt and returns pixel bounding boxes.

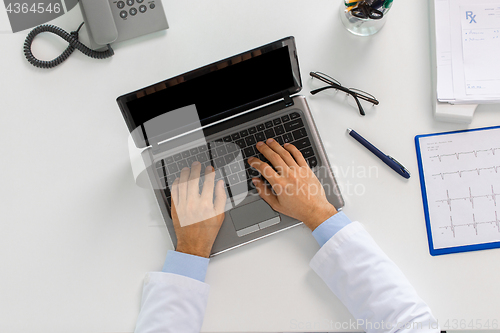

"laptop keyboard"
[155,111,318,208]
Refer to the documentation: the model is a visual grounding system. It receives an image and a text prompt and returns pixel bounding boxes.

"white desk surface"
[1,0,499,332]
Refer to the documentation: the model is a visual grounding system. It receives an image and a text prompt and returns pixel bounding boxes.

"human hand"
[248,139,337,231]
[171,162,227,258]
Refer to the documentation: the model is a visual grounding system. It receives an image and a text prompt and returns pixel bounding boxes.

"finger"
[201,165,216,200]
[265,138,299,168]
[248,157,279,186]
[187,161,202,197]
[284,143,308,167]
[252,178,280,211]
[178,167,190,202]
[213,180,227,215]
[255,141,289,173]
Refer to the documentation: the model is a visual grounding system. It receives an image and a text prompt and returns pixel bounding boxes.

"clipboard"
[415,125,500,256]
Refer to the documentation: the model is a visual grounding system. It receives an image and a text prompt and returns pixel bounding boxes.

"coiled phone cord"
[23,22,114,69]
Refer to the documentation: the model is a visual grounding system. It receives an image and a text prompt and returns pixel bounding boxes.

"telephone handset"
[24,0,168,68]
[79,0,118,47]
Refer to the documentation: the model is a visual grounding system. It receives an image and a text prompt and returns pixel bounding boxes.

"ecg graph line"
[432,166,500,179]
[430,148,500,161]
[436,185,499,211]
[440,212,500,237]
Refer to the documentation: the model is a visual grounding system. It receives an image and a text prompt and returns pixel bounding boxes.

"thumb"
[170,197,181,229]
[252,178,280,211]
[170,178,181,228]
[213,180,227,215]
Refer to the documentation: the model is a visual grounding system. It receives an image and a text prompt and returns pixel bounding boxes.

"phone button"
[139,5,146,12]
[120,10,128,18]
[126,0,134,6]
[130,7,137,15]
[117,1,125,8]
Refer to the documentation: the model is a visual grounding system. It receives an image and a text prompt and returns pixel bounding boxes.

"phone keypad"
[106,0,167,44]
[113,0,159,22]
[115,0,155,19]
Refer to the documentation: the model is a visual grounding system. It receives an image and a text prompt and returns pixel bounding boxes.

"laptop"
[116,36,345,256]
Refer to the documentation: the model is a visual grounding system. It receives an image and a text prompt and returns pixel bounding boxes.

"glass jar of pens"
[340,0,393,36]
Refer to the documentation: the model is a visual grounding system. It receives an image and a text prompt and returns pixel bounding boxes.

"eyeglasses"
[309,71,379,116]
[351,3,384,20]
[345,0,385,20]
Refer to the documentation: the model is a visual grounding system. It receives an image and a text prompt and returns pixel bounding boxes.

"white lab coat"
[135,222,439,333]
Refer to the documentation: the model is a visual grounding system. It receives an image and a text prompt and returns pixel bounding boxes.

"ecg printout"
[418,128,500,250]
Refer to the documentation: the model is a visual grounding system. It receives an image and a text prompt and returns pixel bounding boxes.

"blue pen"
[347,128,411,179]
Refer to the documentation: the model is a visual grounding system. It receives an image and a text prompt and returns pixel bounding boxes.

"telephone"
[79,0,168,49]
[24,0,168,68]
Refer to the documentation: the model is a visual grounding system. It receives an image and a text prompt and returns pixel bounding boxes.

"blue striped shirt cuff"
[162,250,210,282]
[312,211,352,247]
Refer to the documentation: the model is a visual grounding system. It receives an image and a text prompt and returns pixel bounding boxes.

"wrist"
[176,242,211,258]
[305,203,337,231]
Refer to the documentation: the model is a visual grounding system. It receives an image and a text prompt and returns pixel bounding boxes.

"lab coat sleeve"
[310,221,439,333]
[134,272,209,333]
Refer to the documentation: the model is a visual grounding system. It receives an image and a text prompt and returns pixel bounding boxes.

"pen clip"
[388,156,411,177]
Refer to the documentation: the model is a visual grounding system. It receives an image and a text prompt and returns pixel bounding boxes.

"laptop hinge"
[282,91,294,107]
[151,139,160,153]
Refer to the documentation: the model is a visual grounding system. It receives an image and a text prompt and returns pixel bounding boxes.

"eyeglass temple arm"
[309,72,338,86]
[352,92,379,105]
[310,86,366,116]
[310,76,379,105]
[352,94,366,116]
[310,85,348,95]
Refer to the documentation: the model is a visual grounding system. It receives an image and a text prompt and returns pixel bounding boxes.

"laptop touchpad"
[230,200,281,237]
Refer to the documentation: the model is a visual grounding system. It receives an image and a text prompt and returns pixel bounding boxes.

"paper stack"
[434,0,500,104]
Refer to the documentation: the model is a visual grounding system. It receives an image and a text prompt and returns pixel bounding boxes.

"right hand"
[248,139,337,231]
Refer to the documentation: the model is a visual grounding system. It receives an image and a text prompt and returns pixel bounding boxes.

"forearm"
[134,251,210,333]
[135,272,209,333]
[310,219,438,333]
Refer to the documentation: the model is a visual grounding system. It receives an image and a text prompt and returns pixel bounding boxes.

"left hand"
[171,162,227,258]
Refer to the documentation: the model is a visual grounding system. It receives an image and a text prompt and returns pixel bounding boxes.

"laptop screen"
[117,37,301,148]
